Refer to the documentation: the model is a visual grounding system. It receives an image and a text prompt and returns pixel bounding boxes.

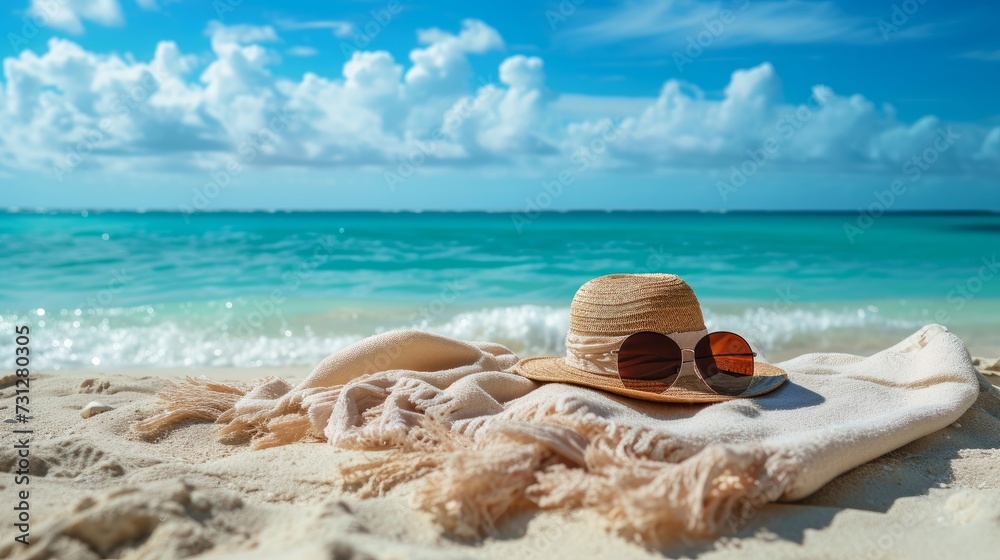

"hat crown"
[568,273,706,337]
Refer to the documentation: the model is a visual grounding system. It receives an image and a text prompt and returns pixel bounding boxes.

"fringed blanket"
[136,324,981,544]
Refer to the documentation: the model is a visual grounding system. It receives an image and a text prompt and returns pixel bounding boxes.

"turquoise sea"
[2,211,998,370]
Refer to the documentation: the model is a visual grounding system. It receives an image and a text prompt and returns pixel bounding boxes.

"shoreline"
[39,365,315,383]
[33,335,1000,379]
[12,297,1000,372]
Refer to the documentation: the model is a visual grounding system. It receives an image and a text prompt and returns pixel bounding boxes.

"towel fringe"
[341,399,795,544]
[136,377,796,543]
[134,378,259,440]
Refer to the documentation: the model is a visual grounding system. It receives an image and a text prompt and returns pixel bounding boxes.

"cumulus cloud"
[204,21,279,47]
[276,19,354,39]
[0,18,995,180]
[561,0,878,48]
[404,19,504,101]
[440,55,556,156]
[566,62,996,175]
[25,0,163,33]
[286,46,319,57]
[28,0,124,34]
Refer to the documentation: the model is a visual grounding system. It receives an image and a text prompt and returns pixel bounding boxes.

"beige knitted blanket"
[137,324,983,543]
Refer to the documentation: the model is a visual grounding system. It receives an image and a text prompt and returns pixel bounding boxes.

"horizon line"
[2,208,999,215]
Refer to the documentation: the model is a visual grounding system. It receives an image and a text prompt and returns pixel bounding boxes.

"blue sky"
[0,0,997,210]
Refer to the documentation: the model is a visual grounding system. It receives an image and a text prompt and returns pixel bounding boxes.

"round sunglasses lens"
[617,332,683,392]
[694,332,755,396]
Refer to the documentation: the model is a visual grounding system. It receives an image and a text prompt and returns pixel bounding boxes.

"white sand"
[1,366,998,559]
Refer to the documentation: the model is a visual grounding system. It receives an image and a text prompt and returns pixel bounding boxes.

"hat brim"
[512,356,787,404]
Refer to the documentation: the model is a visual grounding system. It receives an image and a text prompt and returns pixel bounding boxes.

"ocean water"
[1,211,998,370]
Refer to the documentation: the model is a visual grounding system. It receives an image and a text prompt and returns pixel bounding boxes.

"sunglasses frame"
[611,330,758,395]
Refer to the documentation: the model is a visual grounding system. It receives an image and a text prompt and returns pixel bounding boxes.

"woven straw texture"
[569,274,706,335]
[514,273,786,403]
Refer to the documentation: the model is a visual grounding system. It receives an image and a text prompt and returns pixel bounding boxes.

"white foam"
[414,305,570,356]
[701,306,921,361]
[418,304,921,358]
[1,304,924,369]
[2,318,364,370]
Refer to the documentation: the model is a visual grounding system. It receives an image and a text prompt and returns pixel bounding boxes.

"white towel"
[138,323,981,544]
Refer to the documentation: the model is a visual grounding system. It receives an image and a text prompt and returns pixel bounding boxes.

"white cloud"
[405,19,504,99]
[276,19,354,39]
[958,49,1000,61]
[569,62,989,173]
[25,0,162,33]
[439,55,555,156]
[0,19,995,180]
[977,128,1000,160]
[561,0,879,48]
[286,46,319,57]
[550,93,657,122]
[204,21,279,47]
[29,0,124,34]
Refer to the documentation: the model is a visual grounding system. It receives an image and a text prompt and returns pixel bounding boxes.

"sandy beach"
[3,0,999,555]
[1,361,998,560]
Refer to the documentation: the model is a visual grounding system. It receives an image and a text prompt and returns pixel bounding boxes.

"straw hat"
[513,274,787,403]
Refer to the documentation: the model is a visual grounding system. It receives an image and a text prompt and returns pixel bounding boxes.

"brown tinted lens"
[617,332,683,392]
[694,332,755,396]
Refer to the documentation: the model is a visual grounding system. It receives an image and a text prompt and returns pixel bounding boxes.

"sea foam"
[4,304,925,370]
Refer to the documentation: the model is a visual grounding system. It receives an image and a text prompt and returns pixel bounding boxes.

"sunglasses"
[611,331,757,397]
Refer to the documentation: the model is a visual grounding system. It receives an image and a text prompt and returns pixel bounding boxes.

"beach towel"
[137,323,981,543]
[973,355,1000,375]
